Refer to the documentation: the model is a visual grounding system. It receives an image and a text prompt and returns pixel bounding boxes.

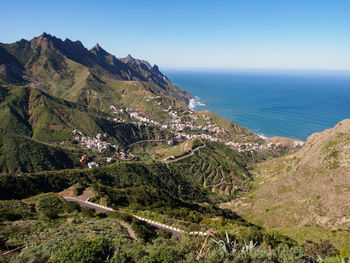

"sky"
[1,0,350,70]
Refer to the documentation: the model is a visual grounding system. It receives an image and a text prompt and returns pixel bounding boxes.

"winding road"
[62,197,192,239]
[162,144,206,163]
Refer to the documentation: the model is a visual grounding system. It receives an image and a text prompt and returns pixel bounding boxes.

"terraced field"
[167,141,253,197]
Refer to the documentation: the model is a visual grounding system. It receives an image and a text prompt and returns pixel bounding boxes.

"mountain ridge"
[0,32,193,108]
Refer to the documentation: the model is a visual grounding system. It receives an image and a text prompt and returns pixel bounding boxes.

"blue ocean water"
[164,69,350,140]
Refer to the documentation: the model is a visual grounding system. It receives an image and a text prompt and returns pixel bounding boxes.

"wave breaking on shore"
[188,96,206,111]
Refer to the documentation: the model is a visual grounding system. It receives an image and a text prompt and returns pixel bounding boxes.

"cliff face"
[224,119,350,230]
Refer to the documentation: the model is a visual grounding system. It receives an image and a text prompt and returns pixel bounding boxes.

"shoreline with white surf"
[188,96,275,140]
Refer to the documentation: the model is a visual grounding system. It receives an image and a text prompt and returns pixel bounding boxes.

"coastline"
[170,69,350,141]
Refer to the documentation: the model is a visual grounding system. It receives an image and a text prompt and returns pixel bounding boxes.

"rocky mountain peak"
[90,43,109,56]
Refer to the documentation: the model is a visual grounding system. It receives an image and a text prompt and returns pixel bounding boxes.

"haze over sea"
[165,69,350,141]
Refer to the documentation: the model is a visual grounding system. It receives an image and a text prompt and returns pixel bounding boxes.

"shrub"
[145,242,185,263]
[36,195,63,219]
[73,183,85,196]
[64,202,81,213]
[94,212,107,219]
[274,245,310,263]
[262,231,297,248]
[131,219,157,242]
[0,200,35,221]
[81,207,95,218]
[238,227,264,244]
[51,236,114,263]
[304,240,339,260]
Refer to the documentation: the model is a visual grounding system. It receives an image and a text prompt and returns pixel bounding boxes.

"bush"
[145,241,185,263]
[36,195,63,219]
[274,245,310,263]
[95,212,107,219]
[262,231,297,249]
[230,250,271,263]
[81,207,95,218]
[304,240,339,260]
[51,236,113,263]
[156,229,172,239]
[238,227,264,244]
[73,183,85,196]
[64,202,81,213]
[0,200,35,221]
[131,219,157,242]
[107,211,133,223]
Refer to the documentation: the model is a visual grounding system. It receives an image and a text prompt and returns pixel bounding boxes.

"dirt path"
[118,220,137,241]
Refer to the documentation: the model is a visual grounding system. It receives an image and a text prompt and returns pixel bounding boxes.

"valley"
[0,33,349,262]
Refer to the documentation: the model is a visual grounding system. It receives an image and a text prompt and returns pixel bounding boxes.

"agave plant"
[211,231,238,254]
[240,240,260,253]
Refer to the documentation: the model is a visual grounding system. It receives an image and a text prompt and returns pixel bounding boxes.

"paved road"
[63,197,184,239]
[63,197,108,212]
[162,144,205,163]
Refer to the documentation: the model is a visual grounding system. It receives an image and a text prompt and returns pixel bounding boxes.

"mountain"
[0,33,348,262]
[0,33,266,174]
[0,32,192,111]
[223,119,350,246]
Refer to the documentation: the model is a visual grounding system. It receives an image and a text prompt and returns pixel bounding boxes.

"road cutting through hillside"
[161,143,206,163]
[62,197,207,239]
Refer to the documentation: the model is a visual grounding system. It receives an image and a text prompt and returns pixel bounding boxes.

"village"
[109,104,305,154]
[70,105,306,169]
[72,130,133,168]
[110,104,227,134]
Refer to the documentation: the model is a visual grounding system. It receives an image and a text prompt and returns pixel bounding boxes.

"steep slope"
[0,33,193,111]
[0,85,170,172]
[224,119,350,231]
[192,110,262,143]
[0,85,164,143]
[0,128,77,173]
[0,46,24,84]
[167,141,255,198]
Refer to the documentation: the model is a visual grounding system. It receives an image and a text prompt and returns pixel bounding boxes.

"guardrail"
[133,215,207,236]
[64,197,208,236]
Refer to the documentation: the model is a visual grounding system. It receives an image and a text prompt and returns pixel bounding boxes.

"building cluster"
[72,130,133,166]
[225,140,305,153]
[174,132,220,142]
[73,130,116,152]
[107,105,305,155]
[109,105,228,139]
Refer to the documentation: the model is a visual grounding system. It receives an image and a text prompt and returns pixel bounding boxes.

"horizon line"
[162,66,350,72]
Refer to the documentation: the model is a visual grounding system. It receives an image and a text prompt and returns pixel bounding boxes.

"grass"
[323,140,338,151]
[269,226,350,250]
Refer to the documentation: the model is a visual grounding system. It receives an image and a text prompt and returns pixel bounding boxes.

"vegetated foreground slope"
[224,119,350,232]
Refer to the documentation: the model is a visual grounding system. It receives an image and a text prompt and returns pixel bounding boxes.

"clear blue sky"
[1,0,350,70]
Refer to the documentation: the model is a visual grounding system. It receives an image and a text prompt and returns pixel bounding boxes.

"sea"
[164,69,350,141]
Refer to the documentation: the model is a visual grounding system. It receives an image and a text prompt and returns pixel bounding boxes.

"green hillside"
[0,128,78,173]
[0,33,192,114]
[0,85,171,172]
